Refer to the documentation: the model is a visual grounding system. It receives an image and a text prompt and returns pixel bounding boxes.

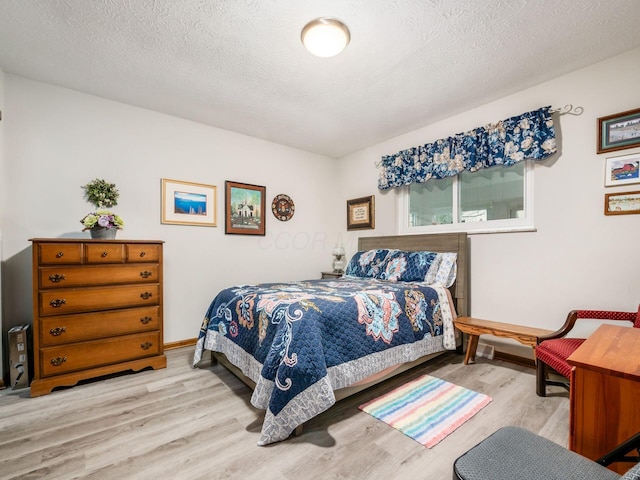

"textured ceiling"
[1,0,639,158]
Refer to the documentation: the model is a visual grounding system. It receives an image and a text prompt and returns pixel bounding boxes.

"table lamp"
[332,244,346,273]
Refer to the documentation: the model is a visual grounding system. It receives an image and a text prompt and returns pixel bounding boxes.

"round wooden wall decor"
[271,194,295,221]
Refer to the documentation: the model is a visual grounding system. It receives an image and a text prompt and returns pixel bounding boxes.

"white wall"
[0,67,5,383]
[1,76,342,351]
[338,47,640,356]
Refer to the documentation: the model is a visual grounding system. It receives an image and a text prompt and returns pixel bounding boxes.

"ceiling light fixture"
[301,17,350,57]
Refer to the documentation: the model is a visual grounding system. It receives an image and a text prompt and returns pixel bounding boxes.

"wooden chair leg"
[536,360,547,397]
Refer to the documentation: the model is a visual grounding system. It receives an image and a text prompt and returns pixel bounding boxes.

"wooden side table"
[454,316,553,365]
[567,324,640,475]
[321,271,343,279]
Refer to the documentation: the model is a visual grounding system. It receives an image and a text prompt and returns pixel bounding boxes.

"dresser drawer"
[39,306,160,346]
[85,243,125,263]
[127,244,161,263]
[39,264,159,288]
[40,332,161,377]
[38,243,83,265]
[40,284,160,316]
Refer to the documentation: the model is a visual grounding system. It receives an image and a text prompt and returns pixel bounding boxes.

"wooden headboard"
[358,233,468,317]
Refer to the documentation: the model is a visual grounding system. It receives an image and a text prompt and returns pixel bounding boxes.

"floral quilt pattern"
[193,278,456,445]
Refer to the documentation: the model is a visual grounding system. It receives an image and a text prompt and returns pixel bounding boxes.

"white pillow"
[424,254,442,284]
[434,252,457,287]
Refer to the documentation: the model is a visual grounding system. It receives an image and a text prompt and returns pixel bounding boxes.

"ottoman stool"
[453,426,640,480]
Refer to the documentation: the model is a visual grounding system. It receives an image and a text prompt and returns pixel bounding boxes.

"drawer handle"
[140,271,152,279]
[48,274,66,283]
[101,251,108,258]
[140,292,153,300]
[140,316,153,325]
[56,252,64,258]
[140,251,146,258]
[49,326,67,336]
[49,299,66,308]
[141,342,153,350]
[50,356,67,367]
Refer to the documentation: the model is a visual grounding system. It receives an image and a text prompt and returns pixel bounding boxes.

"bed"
[193,233,468,445]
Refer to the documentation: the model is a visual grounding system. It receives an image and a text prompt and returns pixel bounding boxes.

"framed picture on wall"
[225,181,266,235]
[604,190,640,216]
[161,178,217,226]
[604,152,640,187]
[347,195,375,230]
[597,107,640,154]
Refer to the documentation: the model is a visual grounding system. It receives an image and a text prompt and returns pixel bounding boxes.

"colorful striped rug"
[359,374,492,448]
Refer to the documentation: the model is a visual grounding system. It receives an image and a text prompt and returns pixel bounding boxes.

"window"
[401,161,534,234]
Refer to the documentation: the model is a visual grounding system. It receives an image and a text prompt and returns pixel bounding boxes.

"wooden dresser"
[567,324,640,475]
[30,238,166,397]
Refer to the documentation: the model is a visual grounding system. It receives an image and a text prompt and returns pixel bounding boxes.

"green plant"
[82,178,119,209]
[80,179,124,230]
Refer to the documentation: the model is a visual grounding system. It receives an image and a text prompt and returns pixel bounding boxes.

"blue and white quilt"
[193,278,456,445]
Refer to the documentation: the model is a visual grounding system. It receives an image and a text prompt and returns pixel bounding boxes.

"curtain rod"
[549,104,584,115]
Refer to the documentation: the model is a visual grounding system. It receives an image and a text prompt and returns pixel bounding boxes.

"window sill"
[400,225,537,235]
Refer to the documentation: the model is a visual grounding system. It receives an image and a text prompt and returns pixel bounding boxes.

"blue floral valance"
[378,106,557,191]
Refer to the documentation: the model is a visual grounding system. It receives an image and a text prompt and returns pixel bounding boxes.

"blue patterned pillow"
[344,249,396,278]
[382,250,439,282]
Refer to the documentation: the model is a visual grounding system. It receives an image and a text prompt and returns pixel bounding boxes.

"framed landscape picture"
[604,190,640,216]
[346,195,375,230]
[161,178,217,226]
[597,107,640,154]
[225,181,266,235]
[604,152,640,187]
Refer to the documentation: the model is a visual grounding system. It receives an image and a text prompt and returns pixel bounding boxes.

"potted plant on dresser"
[80,178,125,239]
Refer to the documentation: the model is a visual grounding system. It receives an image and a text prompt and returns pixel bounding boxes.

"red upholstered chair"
[535,307,640,397]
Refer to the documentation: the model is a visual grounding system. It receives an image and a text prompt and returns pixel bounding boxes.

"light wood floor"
[0,348,569,480]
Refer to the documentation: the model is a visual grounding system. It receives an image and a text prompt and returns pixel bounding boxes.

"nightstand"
[321,271,343,279]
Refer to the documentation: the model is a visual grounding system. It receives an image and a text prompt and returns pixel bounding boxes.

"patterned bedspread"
[193,277,457,445]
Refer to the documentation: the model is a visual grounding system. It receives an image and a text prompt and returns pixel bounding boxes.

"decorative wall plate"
[271,194,295,221]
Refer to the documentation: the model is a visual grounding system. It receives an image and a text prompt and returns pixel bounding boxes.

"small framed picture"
[225,181,266,235]
[347,195,375,230]
[597,107,640,154]
[161,178,217,226]
[605,152,640,187]
[604,190,640,216]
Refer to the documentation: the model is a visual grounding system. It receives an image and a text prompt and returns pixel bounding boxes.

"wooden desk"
[454,316,552,365]
[567,324,640,475]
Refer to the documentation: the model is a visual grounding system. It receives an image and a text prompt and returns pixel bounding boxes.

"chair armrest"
[575,309,636,322]
[537,309,636,344]
[537,310,579,343]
